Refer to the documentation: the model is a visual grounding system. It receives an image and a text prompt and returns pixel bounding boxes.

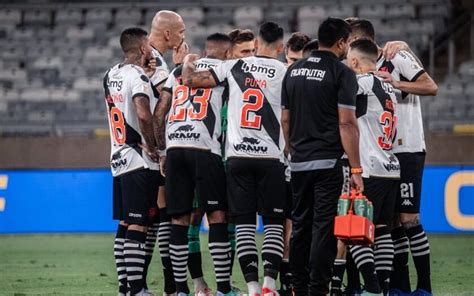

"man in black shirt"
[281,18,363,295]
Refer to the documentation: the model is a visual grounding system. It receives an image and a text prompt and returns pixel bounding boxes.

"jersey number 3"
[378,111,397,150]
[169,85,211,123]
[240,89,264,129]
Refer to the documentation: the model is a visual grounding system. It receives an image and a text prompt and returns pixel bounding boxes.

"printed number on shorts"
[109,107,126,145]
[378,111,397,150]
[400,182,414,198]
[168,85,211,123]
[240,89,264,129]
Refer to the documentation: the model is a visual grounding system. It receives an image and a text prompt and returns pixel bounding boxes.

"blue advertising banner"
[0,166,473,234]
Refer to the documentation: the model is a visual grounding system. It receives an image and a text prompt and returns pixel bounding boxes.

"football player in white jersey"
[146,10,189,295]
[182,22,287,296]
[228,29,256,59]
[105,28,160,296]
[335,39,401,296]
[154,33,234,296]
[348,19,438,296]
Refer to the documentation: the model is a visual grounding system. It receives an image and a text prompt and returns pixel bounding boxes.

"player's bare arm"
[153,90,173,151]
[338,107,364,192]
[281,109,290,157]
[182,54,218,88]
[382,41,424,66]
[375,70,438,96]
[134,95,159,162]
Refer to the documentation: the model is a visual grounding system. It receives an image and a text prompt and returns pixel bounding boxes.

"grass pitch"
[0,234,472,295]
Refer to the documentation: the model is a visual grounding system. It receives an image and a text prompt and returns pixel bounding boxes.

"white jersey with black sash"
[210,55,287,162]
[103,63,158,176]
[376,50,426,153]
[356,73,400,179]
[162,57,225,156]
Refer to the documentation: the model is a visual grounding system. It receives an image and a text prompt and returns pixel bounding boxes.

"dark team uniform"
[162,58,227,216]
[377,50,427,213]
[104,63,161,225]
[210,55,287,219]
[281,50,358,295]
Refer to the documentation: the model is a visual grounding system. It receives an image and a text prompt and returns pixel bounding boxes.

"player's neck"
[149,38,168,56]
[317,46,340,59]
[123,54,144,68]
[359,64,376,74]
[256,47,278,59]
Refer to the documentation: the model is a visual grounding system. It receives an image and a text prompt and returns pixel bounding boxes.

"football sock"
[346,250,361,290]
[228,223,236,277]
[391,226,411,292]
[406,224,432,292]
[350,245,381,293]
[209,223,232,293]
[262,217,285,282]
[143,222,159,289]
[114,224,128,294]
[235,216,258,283]
[187,225,203,279]
[279,259,292,291]
[330,259,346,294]
[170,224,190,294]
[124,230,147,295]
[158,208,176,294]
[374,227,394,294]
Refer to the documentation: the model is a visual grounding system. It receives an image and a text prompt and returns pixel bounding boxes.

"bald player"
[228,29,256,58]
[145,10,189,296]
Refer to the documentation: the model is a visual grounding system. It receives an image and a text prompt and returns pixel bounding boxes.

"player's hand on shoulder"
[144,58,157,78]
[183,53,200,65]
[173,41,190,65]
[374,70,400,89]
[382,41,409,61]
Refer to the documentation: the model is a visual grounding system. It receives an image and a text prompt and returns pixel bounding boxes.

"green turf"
[0,234,472,295]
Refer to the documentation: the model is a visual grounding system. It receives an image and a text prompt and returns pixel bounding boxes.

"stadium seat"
[206,7,234,25]
[419,3,450,18]
[357,4,386,19]
[55,9,84,26]
[73,77,102,92]
[386,4,415,18]
[177,7,204,25]
[23,9,52,27]
[297,5,326,36]
[114,8,143,26]
[325,4,353,19]
[66,27,95,42]
[233,6,263,29]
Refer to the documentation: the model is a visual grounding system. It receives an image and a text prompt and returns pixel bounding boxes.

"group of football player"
[104,9,437,296]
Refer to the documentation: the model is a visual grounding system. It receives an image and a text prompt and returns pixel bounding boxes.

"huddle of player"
[104,9,437,296]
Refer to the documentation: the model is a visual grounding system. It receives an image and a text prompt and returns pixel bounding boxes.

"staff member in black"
[281,17,363,295]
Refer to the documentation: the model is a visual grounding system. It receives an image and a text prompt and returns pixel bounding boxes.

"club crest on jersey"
[241,62,276,78]
[168,124,201,141]
[234,137,268,154]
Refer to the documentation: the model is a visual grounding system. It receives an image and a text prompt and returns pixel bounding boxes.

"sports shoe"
[411,289,432,296]
[231,285,243,296]
[262,287,278,296]
[278,284,293,296]
[196,287,213,296]
[388,289,411,296]
[134,289,155,296]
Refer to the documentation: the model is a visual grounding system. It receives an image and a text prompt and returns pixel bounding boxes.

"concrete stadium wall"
[0,133,473,168]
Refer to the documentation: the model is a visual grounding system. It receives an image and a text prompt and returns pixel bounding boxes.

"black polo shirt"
[281,50,358,171]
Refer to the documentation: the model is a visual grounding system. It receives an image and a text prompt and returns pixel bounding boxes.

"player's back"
[164,57,225,155]
[103,63,155,176]
[218,55,287,161]
[356,73,400,179]
[376,50,426,154]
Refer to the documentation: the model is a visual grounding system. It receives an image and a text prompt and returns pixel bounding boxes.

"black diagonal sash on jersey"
[230,59,280,148]
[103,68,142,156]
[189,88,216,138]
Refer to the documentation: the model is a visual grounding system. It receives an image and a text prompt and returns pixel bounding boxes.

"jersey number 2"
[168,85,211,123]
[240,89,264,129]
[109,107,126,145]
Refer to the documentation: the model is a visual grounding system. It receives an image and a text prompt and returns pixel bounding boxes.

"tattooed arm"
[153,90,172,151]
[182,54,218,88]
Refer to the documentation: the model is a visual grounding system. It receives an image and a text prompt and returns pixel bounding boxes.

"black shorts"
[395,152,426,213]
[227,157,286,219]
[363,178,399,226]
[165,148,227,216]
[112,169,161,225]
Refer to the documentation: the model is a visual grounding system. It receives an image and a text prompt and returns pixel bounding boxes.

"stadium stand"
[0,0,469,137]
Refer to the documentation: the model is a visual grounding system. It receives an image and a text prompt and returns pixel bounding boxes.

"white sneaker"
[134,289,155,296]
